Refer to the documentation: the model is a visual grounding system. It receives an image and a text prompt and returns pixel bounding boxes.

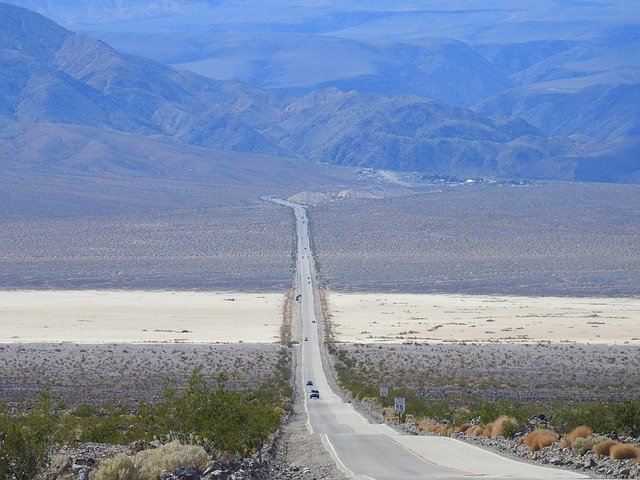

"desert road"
[268,197,590,480]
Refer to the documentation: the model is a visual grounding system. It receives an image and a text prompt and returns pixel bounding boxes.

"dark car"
[310,390,320,399]
[306,380,313,386]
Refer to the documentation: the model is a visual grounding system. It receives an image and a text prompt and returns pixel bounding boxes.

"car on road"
[304,336,308,341]
[310,389,320,399]
[306,380,313,386]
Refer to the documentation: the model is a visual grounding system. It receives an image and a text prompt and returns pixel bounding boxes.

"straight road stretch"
[269,197,589,480]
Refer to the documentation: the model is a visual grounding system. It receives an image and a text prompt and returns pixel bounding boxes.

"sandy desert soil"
[0,202,295,291]
[334,342,640,403]
[0,343,286,407]
[327,292,640,345]
[0,290,284,344]
[311,182,640,297]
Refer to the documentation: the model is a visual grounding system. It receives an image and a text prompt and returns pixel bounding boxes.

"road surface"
[269,197,589,480]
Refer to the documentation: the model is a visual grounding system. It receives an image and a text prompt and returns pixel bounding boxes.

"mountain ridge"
[1,2,638,183]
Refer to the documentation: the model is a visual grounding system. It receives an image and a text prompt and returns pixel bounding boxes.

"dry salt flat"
[327,292,640,344]
[0,290,283,343]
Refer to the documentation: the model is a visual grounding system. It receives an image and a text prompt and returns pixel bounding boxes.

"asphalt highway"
[269,197,589,480]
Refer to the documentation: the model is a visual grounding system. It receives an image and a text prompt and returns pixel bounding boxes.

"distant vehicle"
[310,389,320,399]
[306,380,313,386]
[304,336,308,341]
[312,320,316,323]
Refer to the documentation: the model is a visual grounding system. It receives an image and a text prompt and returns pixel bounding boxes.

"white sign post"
[379,387,388,397]
[394,396,406,414]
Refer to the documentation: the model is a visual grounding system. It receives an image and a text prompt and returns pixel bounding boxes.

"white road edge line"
[320,434,375,480]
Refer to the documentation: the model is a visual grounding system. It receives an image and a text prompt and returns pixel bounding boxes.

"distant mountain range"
[1,2,639,183]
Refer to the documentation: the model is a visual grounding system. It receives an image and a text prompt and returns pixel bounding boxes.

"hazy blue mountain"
[274,89,571,178]
[314,39,513,106]
[0,5,545,164]
[0,3,282,154]
[474,40,579,76]
[9,1,637,95]
[87,32,511,106]
[510,27,640,89]
[475,83,640,142]
[2,2,639,183]
[0,118,356,217]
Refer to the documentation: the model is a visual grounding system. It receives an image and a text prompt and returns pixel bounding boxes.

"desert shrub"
[551,401,640,437]
[560,425,593,449]
[0,393,64,480]
[468,425,483,437]
[483,415,517,439]
[91,443,209,480]
[141,370,282,454]
[521,429,558,452]
[471,400,532,426]
[501,420,520,439]
[76,414,144,445]
[593,439,619,458]
[428,424,451,437]
[609,443,640,460]
[568,425,592,440]
[455,423,472,433]
[135,442,209,479]
[73,404,100,418]
[570,435,608,455]
[90,454,137,480]
[382,407,397,422]
[417,419,433,432]
[453,408,471,426]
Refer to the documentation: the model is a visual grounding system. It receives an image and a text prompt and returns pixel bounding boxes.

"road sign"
[394,397,406,413]
[379,387,388,397]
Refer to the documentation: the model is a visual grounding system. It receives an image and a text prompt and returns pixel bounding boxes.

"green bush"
[76,414,144,445]
[501,420,520,439]
[73,404,100,418]
[0,392,64,480]
[1,362,290,470]
[551,401,640,436]
[140,370,282,454]
[571,435,609,455]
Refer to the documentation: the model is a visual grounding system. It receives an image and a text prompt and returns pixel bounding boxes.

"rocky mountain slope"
[0,3,281,155]
[1,2,639,183]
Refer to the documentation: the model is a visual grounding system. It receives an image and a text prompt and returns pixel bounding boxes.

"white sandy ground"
[327,292,640,345]
[0,290,283,343]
